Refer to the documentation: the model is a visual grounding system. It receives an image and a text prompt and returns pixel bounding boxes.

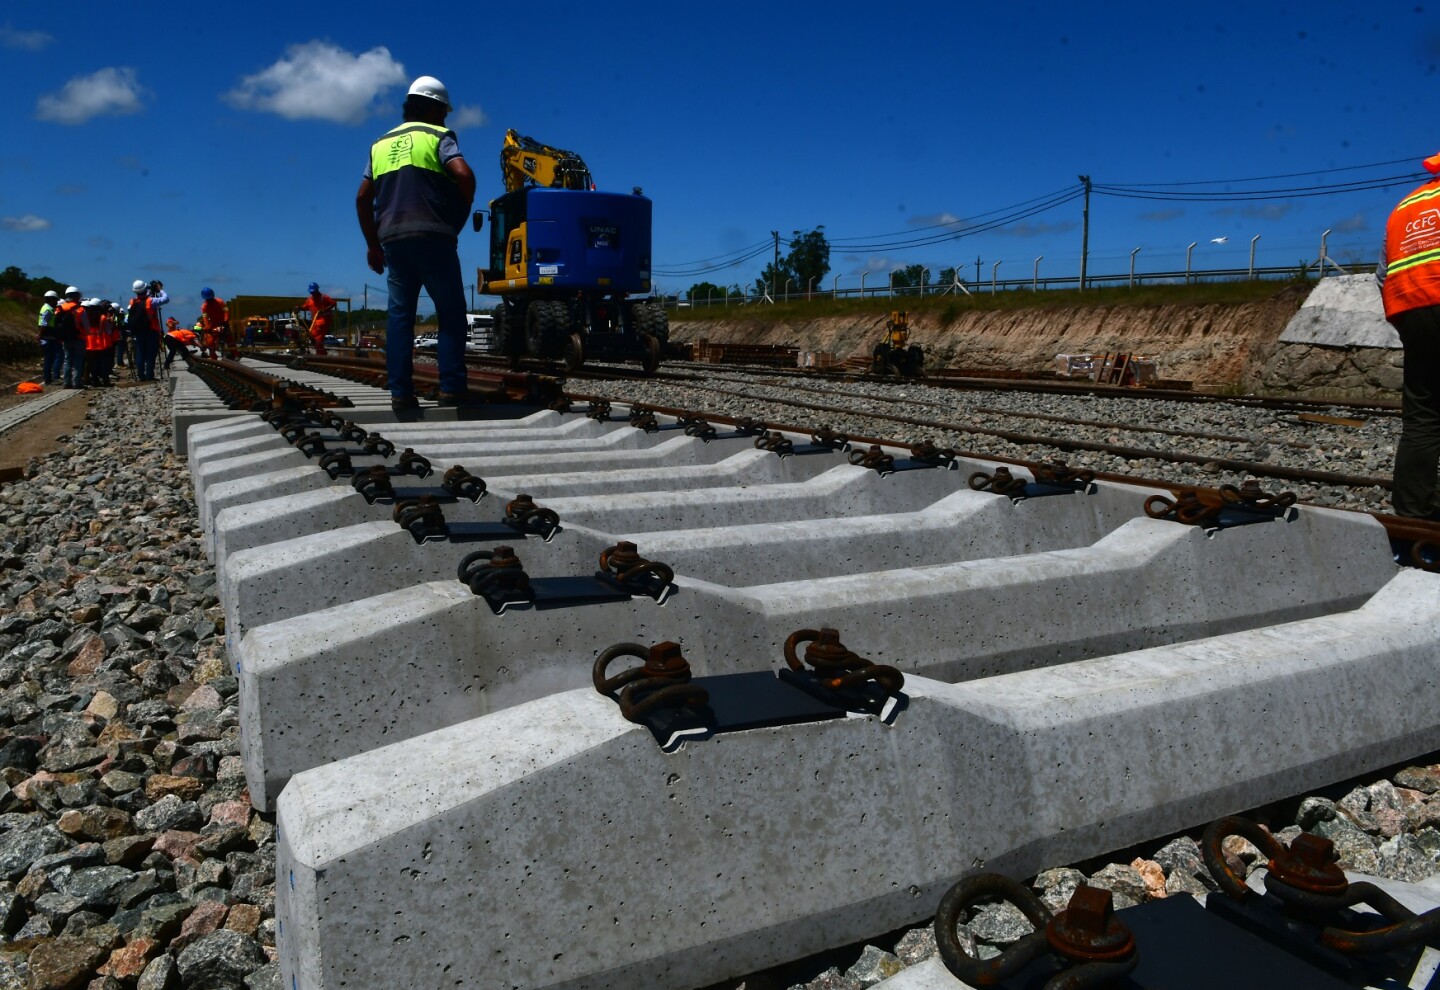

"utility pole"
[975,256,982,287]
[1078,175,1091,292]
[768,230,780,304]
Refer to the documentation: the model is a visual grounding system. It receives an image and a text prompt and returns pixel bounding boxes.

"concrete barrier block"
[273,568,1440,990]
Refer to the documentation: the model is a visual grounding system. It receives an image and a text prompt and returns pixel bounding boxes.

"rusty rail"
[249,352,564,406]
[188,357,353,411]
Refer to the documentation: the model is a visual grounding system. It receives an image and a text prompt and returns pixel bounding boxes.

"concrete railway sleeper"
[162,358,1440,990]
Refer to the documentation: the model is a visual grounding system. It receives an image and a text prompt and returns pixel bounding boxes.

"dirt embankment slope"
[0,306,38,366]
[671,286,1311,390]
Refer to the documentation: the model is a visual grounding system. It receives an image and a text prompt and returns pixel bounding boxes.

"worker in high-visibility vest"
[164,323,197,370]
[1379,150,1440,518]
[199,287,233,359]
[297,282,335,355]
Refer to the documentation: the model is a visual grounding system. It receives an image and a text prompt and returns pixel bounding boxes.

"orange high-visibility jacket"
[1382,178,1440,319]
[201,297,229,330]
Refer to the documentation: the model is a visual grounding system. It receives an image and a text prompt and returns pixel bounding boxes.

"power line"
[651,241,774,278]
[650,236,774,275]
[1101,155,1423,188]
[1094,172,1423,201]
[653,151,1434,277]
[824,184,1085,244]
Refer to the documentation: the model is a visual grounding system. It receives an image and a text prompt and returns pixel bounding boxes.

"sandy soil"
[0,356,97,479]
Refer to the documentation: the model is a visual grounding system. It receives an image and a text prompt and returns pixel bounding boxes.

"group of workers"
[35,280,340,387]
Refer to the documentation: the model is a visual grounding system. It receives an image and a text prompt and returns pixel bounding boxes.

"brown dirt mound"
[671,288,1310,390]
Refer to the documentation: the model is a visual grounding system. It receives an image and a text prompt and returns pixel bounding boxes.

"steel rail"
[251,353,564,406]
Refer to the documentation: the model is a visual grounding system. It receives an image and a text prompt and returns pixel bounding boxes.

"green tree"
[0,266,28,292]
[890,264,927,293]
[29,275,66,297]
[753,261,796,300]
[685,281,729,304]
[937,266,958,290]
[785,226,830,293]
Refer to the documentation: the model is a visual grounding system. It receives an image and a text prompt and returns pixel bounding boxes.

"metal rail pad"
[614,670,847,751]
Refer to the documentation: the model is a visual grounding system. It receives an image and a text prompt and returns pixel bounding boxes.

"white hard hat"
[132,279,146,292]
[44,290,58,299]
[64,286,80,298]
[407,75,451,110]
[82,298,98,307]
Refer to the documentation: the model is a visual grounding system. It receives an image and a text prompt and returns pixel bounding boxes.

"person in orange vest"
[128,281,163,382]
[163,320,196,370]
[296,281,335,355]
[1379,151,1440,519]
[82,299,111,386]
[199,287,233,359]
[55,287,90,389]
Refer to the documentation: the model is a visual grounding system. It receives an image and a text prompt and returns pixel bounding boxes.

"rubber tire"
[631,302,669,344]
[564,332,585,371]
[640,334,661,375]
[494,305,523,368]
[648,304,670,344]
[906,344,925,377]
[872,342,890,375]
[525,301,562,359]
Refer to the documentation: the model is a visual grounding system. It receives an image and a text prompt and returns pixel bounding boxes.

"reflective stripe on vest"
[1383,179,1440,318]
[370,122,447,180]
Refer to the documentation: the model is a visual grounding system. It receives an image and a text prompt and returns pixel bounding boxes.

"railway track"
[176,355,1440,989]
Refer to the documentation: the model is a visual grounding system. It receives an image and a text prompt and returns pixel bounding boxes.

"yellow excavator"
[499,129,593,192]
[871,311,924,376]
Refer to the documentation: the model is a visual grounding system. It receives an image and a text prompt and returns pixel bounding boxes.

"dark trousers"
[40,339,64,383]
[164,336,189,368]
[1393,305,1440,517]
[134,331,159,380]
[62,338,84,386]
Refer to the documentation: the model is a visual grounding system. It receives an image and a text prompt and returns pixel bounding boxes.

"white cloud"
[0,24,53,50]
[449,104,487,130]
[3,214,52,232]
[36,67,146,124]
[908,212,962,227]
[224,41,407,124]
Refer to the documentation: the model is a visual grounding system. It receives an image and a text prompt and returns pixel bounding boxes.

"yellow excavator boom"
[500,128,593,192]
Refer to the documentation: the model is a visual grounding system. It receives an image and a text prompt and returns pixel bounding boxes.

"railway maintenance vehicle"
[474,129,666,373]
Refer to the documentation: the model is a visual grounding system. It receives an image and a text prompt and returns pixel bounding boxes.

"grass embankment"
[0,299,39,364]
[675,279,1297,325]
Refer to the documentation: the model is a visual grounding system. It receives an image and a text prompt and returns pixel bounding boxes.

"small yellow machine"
[871,311,924,376]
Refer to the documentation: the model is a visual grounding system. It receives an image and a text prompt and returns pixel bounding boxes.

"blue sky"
[1,1,1437,317]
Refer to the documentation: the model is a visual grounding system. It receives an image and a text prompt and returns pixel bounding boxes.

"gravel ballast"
[0,378,1430,990]
[576,367,1398,514]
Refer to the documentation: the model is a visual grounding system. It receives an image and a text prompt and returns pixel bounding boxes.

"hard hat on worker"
[44,290,58,300]
[133,280,146,292]
[1425,151,1440,175]
[307,281,320,294]
[64,286,80,299]
[201,287,215,300]
[407,75,451,111]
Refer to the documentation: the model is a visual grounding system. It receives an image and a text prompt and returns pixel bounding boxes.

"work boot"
[391,396,420,411]
[436,391,468,408]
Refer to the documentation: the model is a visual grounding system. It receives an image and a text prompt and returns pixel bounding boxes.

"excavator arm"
[500,128,593,192]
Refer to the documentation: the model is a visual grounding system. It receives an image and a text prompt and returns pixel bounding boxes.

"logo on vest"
[1403,208,1440,249]
[387,134,414,168]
